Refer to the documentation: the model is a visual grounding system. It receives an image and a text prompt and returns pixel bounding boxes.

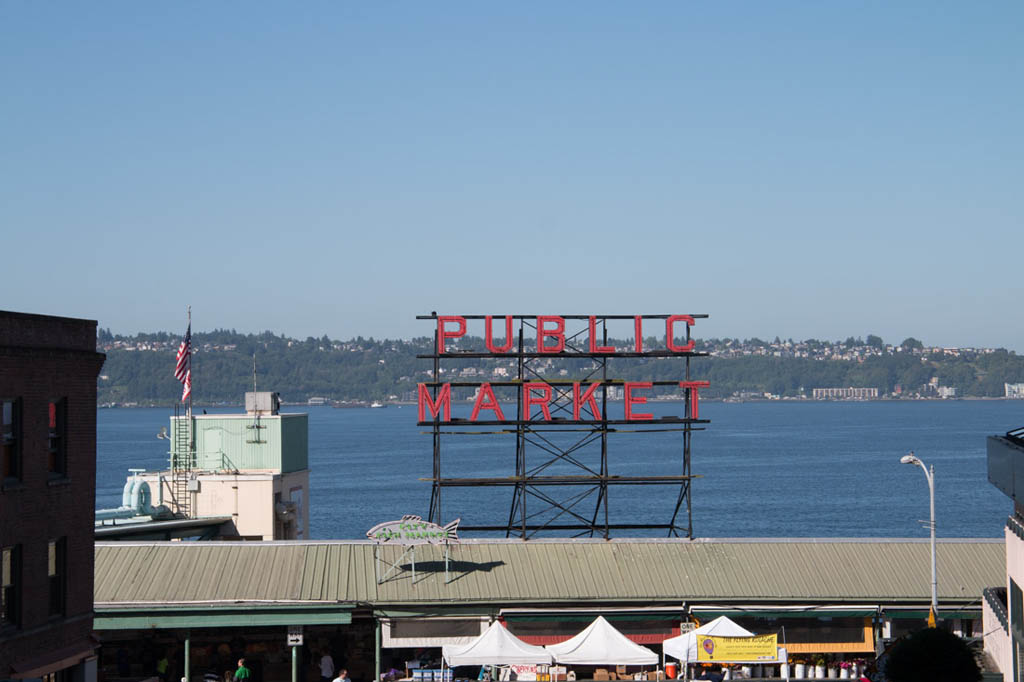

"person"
[696,667,723,682]
[332,669,349,682]
[156,654,170,682]
[116,647,130,678]
[233,659,252,682]
[320,652,336,682]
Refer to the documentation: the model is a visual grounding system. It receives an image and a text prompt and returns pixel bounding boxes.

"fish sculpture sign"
[367,515,461,545]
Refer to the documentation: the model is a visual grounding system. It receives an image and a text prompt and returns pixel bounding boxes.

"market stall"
[663,617,754,663]
[663,617,783,679]
[546,616,658,666]
[443,622,554,666]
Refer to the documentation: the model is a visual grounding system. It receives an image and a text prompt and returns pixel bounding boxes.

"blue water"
[96,400,1024,539]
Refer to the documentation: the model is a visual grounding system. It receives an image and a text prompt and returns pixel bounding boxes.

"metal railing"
[1007,427,1024,447]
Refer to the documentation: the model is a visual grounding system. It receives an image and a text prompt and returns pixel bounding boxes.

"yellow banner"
[696,634,778,662]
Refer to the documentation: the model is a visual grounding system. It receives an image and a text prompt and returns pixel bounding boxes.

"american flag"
[175,324,191,402]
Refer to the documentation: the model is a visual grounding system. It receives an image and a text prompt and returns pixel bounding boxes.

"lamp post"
[900,451,937,626]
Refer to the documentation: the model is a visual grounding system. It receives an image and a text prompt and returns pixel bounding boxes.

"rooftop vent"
[245,391,280,416]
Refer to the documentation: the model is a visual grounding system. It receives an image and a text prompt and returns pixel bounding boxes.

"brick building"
[1,311,105,680]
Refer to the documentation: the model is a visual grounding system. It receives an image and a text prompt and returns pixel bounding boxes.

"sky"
[3,2,1022,349]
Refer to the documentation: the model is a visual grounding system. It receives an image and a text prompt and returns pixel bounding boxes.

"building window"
[48,538,66,617]
[2,398,21,481]
[1012,579,1023,682]
[48,398,67,477]
[1,545,20,628]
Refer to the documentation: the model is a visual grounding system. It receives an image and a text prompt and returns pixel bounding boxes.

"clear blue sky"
[3,2,1022,349]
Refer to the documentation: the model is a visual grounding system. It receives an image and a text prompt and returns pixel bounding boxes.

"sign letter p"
[438,316,466,354]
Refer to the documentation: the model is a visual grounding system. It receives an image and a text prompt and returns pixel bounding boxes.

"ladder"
[170,406,193,518]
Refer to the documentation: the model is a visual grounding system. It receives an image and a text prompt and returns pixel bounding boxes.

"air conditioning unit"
[245,391,280,415]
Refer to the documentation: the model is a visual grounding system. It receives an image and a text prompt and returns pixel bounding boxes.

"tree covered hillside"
[96,329,1024,405]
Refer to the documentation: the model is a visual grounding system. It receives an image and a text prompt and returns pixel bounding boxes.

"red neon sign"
[417,380,707,423]
[420,314,709,424]
[433,314,698,354]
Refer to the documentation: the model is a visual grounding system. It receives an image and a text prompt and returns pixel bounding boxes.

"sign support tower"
[418,313,709,539]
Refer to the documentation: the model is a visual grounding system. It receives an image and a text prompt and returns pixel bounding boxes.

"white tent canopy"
[662,616,755,663]
[443,621,554,666]
[546,616,658,665]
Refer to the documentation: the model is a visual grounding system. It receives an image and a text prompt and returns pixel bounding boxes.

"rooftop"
[95,537,1004,609]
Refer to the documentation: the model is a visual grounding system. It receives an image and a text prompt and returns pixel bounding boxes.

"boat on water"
[370,401,386,408]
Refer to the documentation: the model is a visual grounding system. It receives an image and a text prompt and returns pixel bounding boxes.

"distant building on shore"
[1006,383,1024,399]
[812,387,879,400]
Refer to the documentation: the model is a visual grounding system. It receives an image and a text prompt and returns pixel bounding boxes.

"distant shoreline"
[99,396,1020,409]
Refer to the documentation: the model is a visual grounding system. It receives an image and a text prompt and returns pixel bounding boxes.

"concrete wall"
[142,469,309,540]
[984,588,1011,678]
[1005,521,1024,680]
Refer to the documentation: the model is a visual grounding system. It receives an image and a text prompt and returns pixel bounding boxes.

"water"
[96,400,1024,539]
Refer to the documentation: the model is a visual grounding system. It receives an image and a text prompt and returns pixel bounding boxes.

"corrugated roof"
[94,538,1005,609]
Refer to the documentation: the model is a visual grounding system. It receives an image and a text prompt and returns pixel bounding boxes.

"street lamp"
[901,451,938,626]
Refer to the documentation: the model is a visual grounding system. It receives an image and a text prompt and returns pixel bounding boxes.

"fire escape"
[170,404,194,518]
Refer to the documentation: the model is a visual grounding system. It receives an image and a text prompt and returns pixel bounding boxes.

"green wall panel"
[170,413,308,472]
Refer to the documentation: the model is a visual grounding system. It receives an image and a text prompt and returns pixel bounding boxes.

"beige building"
[985,427,1024,678]
[140,392,309,540]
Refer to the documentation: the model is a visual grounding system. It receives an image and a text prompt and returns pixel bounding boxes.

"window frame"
[2,397,22,483]
[1,544,21,629]
[48,537,66,618]
[47,397,68,479]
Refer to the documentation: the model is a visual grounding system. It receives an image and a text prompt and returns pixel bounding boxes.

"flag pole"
[186,305,192,419]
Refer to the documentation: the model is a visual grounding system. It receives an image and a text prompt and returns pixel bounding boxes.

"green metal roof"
[94,538,1005,611]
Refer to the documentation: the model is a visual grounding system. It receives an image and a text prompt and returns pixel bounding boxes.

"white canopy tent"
[662,616,754,662]
[545,616,658,665]
[443,621,554,666]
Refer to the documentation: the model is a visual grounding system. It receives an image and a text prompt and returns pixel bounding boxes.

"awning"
[691,607,878,619]
[504,614,683,622]
[94,603,352,629]
[11,640,96,677]
[383,617,488,648]
[884,609,982,619]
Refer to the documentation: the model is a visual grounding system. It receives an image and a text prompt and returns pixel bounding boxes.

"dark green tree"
[883,628,980,682]
[866,334,884,349]
[901,337,924,351]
